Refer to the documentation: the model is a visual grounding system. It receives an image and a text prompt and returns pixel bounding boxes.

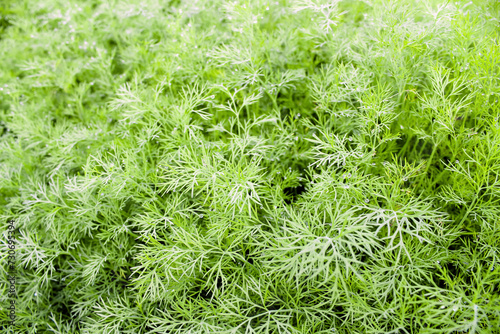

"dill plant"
[0,0,499,333]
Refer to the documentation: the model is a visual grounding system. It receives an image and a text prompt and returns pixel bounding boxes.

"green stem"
[417,140,429,157]
[457,196,478,227]
[423,142,439,175]
[398,133,414,159]
[425,170,446,193]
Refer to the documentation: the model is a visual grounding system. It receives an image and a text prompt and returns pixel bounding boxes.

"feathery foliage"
[1,0,499,333]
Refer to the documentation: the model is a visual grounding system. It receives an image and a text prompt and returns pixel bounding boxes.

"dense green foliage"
[1,0,500,332]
